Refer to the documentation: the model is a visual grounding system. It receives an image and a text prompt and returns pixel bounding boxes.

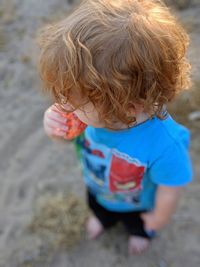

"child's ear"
[128,103,144,116]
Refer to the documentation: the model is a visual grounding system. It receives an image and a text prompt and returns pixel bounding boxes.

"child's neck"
[135,112,150,125]
[111,112,150,130]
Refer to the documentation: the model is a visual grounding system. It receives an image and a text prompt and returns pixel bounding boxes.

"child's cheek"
[73,110,89,124]
[73,108,104,128]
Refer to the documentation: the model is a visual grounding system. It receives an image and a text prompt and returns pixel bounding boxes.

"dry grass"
[22,193,89,267]
[29,193,89,249]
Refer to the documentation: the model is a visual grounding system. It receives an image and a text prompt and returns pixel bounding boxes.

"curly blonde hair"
[38,0,191,127]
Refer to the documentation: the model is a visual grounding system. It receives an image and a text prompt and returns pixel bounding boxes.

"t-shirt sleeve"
[149,142,193,186]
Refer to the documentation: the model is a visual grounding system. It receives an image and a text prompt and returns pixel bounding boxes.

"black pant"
[87,190,155,239]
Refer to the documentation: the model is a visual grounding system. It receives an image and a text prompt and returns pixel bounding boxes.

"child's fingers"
[45,117,68,131]
[51,128,67,137]
[44,123,67,137]
[44,104,69,138]
[45,108,67,124]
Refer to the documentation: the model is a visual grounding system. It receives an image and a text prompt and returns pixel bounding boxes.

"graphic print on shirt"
[77,134,147,205]
[109,149,145,193]
[76,136,107,186]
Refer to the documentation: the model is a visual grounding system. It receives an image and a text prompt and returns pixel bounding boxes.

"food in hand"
[63,112,87,140]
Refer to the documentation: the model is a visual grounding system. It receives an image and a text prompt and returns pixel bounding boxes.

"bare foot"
[86,216,104,240]
[128,235,150,254]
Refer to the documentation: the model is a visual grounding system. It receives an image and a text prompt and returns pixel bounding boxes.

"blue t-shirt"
[76,114,192,212]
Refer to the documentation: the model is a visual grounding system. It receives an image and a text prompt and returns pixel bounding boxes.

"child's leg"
[86,190,119,239]
[121,211,155,254]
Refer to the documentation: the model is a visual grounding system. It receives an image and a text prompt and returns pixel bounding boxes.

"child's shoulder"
[118,114,191,162]
[151,114,190,149]
[85,113,190,149]
[146,115,192,185]
[143,114,191,172]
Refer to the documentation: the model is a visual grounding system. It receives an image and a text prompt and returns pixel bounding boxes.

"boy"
[39,0,192,254]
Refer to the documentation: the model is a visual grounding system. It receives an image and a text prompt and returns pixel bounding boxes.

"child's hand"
[141,186,181,233]
[141,212,169,232]
[43,104,68,138]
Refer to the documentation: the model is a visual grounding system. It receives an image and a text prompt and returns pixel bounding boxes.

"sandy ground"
[0,0,200,266]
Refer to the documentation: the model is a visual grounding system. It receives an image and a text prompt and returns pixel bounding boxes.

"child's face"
[62,101,105,128]
[61,99,145,129]
[60,90,144,129]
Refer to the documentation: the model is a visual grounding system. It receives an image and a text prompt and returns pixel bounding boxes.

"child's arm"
[141,185,183,232]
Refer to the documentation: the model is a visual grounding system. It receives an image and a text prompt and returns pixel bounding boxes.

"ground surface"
[0,0,200,266]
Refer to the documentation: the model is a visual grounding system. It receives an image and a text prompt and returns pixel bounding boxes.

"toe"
[128,236,150,255]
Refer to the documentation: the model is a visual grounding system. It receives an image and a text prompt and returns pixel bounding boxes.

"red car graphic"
[109,153,145,192]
